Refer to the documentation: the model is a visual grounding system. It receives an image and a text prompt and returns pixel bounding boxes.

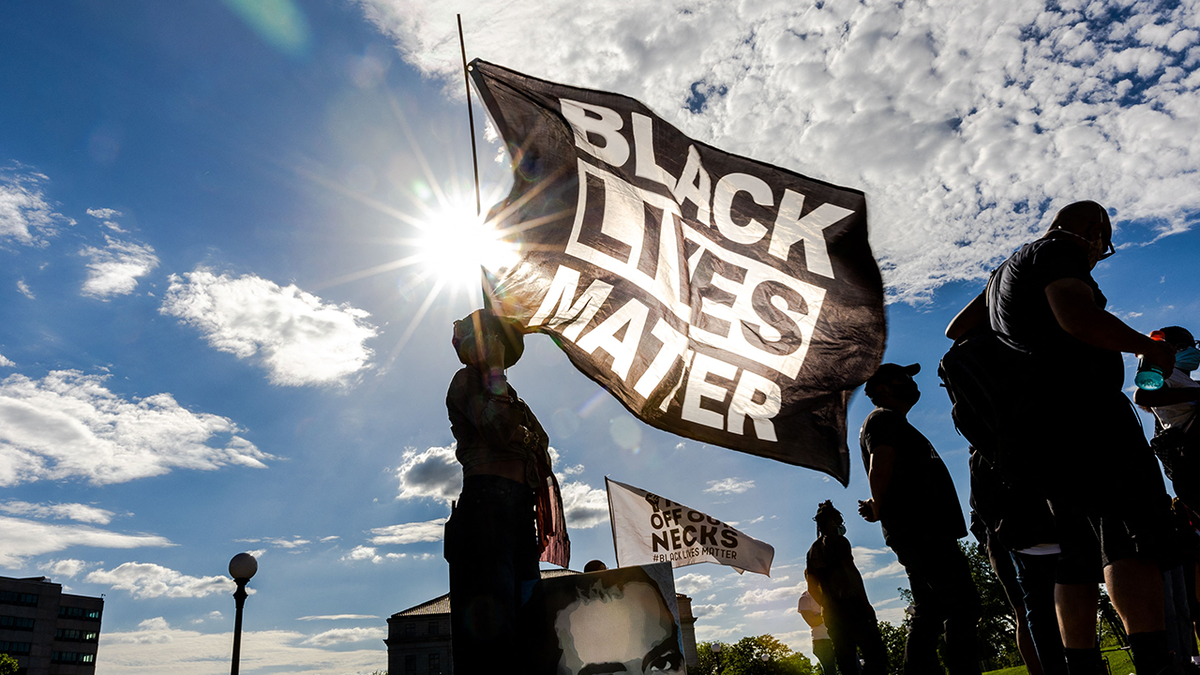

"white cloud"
[0,354,12,368]
[39,558,92,579]
[86,208,122,220]
[395,444,462,504]
[692,602,726,618]
[161,268,378,386]
[85,207,127,232]
[297,614,379,621]
[0,166,69,246]
[99,623,385,674]
[79,236,159,298]
[674,572,714,595]
[0,500,117,524]
[341,545,408,564]
[851,546,906,579]
[862,560,907,580]
[704,477,756,495]
[0,515,170,568]
[734,580,805,606]
[694,623,746,642]
[300,626,387,647]
[0,370,274,486]
[360,0,1200,302]
[15,280,33,299]
[85,562,239,599]
[85,205,127,230]
[394,444,606,527]
[369,518,446,545]
[238,536,312,550]
[559,479,609,529]
[139,617,171,631]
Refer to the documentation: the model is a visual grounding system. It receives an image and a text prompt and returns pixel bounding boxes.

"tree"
[877,619,907,674]
[697,636,816,675]
[878,541,1022,673]
[961,540,1022,671]
[0,653,18,675]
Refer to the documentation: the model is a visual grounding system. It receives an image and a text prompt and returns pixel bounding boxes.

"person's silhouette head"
[1047,201,1114,269]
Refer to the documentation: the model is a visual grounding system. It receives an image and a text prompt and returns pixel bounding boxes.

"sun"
[412,207,519,293]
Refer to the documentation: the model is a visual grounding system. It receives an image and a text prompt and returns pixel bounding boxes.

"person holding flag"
[443,309,568,675]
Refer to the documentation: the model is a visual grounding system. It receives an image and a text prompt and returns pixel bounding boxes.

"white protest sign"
[606,477,774,576]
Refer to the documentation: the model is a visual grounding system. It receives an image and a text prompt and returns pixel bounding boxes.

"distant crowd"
[801,201,1200,675]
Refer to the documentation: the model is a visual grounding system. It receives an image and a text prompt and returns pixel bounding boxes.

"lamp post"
[710,642,722,674]
[228,552,258,675]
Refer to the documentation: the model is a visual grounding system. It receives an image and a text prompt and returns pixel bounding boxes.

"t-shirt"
[1152,368,1200,429]
[797,591,829,641]
[987,237,1124,390]
[859,408,967,545]
[805,534,868,602]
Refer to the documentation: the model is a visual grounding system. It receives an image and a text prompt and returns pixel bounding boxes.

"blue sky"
[1,1,1199,673]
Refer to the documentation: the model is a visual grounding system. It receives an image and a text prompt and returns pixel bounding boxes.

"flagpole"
[605,476,621,568]
[457,14,481,218]
[457,14,488,307]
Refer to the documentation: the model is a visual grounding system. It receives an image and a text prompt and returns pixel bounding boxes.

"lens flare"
[413,208,518,292]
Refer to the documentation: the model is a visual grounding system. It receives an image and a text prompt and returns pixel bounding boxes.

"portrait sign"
[523,562,686,675]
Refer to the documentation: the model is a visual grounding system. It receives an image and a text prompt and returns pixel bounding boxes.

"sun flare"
[413,208,519,292]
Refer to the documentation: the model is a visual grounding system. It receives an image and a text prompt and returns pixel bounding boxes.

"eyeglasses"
[1097,239,1115,260]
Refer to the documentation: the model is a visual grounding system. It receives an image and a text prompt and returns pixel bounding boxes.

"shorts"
[1009,389,1173,580]
[1049,494,1173,584]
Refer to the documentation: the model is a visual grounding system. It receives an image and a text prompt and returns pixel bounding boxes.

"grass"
[981,648,1136,675]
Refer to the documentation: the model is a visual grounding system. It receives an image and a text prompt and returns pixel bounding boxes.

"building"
[385,569,698,675]
[0,576,103,675]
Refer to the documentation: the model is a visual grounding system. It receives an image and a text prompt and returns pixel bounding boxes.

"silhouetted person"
[948,201,1177,675]
[444,309,567,675]
[1133,325,1200,514]
[805,500,887,675]
[858,363,981,675]
[970,508,1058,675]
[967,450,1065,675]
[798,587,837,675]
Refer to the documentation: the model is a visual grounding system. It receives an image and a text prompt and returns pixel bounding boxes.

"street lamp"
[710,642,722,674]
[228,552,258,675]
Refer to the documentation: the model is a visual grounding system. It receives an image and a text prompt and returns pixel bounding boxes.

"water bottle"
[1135,331,1167,390]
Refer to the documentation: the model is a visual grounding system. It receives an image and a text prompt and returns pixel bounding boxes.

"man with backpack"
[858,363,981,675]
[946,200,1178,675]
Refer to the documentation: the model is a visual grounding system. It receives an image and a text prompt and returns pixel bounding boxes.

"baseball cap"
[864,362,920,398]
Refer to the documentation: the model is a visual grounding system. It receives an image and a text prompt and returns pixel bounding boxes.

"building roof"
[390,569,584,618]
[393,593,450,617]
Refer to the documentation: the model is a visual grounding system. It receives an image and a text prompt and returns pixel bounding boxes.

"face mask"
[837,524,847,536]
[1176,346,1200,373]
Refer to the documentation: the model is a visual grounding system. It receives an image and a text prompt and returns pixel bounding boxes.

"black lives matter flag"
[471,60,884,485]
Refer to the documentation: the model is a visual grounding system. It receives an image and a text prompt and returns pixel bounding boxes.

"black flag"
[470,60,884,486]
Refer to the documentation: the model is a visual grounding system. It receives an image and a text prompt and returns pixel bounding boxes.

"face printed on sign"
[553,580,684,675]
[526,563,686,675]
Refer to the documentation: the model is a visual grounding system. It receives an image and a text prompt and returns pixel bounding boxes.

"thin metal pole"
[457,14,481,217]
[230,580,248,675]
